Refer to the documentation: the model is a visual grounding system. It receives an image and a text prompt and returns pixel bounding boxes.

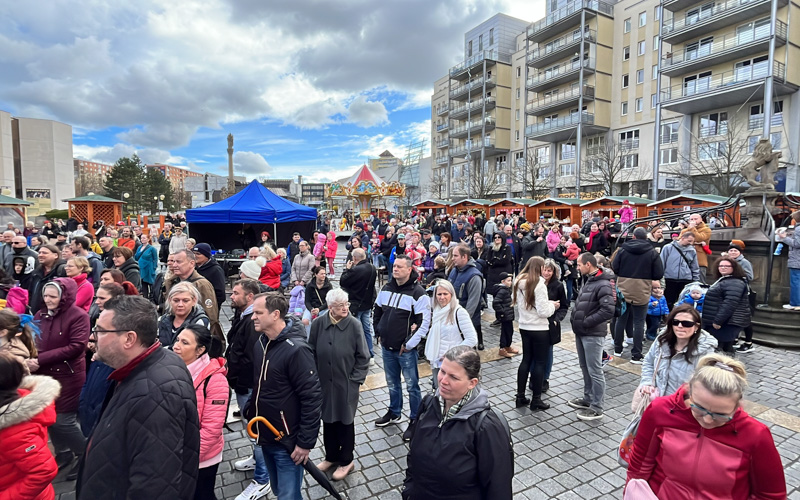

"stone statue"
[741,138,781,191]
[227,133,234,150]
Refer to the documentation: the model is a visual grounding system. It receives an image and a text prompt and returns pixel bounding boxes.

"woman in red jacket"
[258,246,283,291]
[627,353,786,499]
[0,353,60,500]
[173,324,228,500]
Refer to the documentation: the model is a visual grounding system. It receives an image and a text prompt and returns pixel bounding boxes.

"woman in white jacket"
[410,279,477,391]
[514,256,558,410]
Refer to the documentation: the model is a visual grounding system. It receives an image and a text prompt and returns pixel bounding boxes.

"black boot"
[515,395,531,408]
[542,380,549,393]
[529,398,550,411]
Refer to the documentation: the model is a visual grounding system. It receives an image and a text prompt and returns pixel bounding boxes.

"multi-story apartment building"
[430,0,800,200]
[146,163,203,191]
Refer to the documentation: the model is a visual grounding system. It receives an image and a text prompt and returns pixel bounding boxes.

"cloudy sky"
[0,0,544,183]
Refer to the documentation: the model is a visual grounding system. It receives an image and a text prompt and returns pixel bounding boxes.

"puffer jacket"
[0,376,59,500]
[627,385,786,500]
[313,233,327,260]
[570,269,615,337]
[259,255,283,290]
[290,251,315,283]
[157,306,211,349]
[118,257,141,290]
[514,276,555,331]
[618,205,634,224]
[660,241,700,281]
[701,275,750,330]
[187,355,229,467]
[647,295,669,316]
[402,388,513,500]
[289,286,305,314]
[373,269,431,351]
[324,232,338,259]
[612,239,664,306]
[638,331,718,396]
[492,284,514,321]
[34,278,90,413]
[545,229,561,254]
[77,344,200,500]
[546,278,569,337]
[786,230,800,269]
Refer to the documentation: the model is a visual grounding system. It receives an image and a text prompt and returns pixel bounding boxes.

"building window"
[517,67,521,77]
[686,37,713,60]
[771,132,782,150]
[623,154,639,169]
[661,122,679,143]
[748,136,759,153]
[489,28,494,45]
[623,46,630,60]
[516,130,520,141]
[468,40,472,57]
[479,34,483,51]
[635,98,643,112]
[622,74,629,87]
[624,18,631,33]
[636,69,644,84]
[660,148,678,164]
[621,102,629,115]
[639,12,647,26]
[652,65,658,80]
[653,35,659,51]
[536,146,550,165]
[516,88,520,99]
[700,112,728,137]
[516,109,520,121]
[638,41,646,55]
[698,141,726,160]
[560,163,576,177]
[655,6,660,20]
[619,129,640,149]
[561,142,576,160]
[651,93,658,108]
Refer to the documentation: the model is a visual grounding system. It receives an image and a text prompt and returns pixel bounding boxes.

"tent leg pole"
[273,222,277,248]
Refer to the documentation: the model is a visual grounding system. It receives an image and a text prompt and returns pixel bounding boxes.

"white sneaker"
[369,357,376,366]
[235,480,271,500]
[234,456,256,471]
[622,339,629,348]
[783,304,795,310]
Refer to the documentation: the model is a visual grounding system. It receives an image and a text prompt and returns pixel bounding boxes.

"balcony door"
[735,55,768,82]
[686,3,714,26]
[685,37,713,61]
[736,18,770,44]
[684,71,711,96]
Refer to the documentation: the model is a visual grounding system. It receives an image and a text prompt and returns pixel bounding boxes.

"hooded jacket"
[258,255,283,291]
[373,269,431,351]
[244,319,322,450]
[28,259,67,313]
[570,269,615,337]
[638,331,718,396]
[324,232,338,259]
[187,354,229,467]
[612,238,665,306]
[135,243,159,284]
[661,240,701,281]
[403,387,513,500]
[34,277,90,413]
[290,250,315,283]
[340,259,377,312]
[0,375,60,500]
[627,385,786,499]
[492,283,514,322]
[3,245,37,275]
[313,233,327,260]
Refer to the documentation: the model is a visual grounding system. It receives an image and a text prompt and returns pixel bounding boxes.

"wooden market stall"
[449,199,491,216]
[528,198,583,224]
[489,198,536,221]
[0,194,32,227]
[64,195,125,236]
[415,199,450,215]
[580,196,652,221]
[647,194,740,226]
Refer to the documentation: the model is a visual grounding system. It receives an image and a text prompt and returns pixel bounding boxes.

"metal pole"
[652,4,664,200]
[480,59,487,198]
[762,0,779,140]
[575,9,587,197]
[467,66,472,198]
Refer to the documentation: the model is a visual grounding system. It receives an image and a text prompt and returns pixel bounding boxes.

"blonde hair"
[69,256,91,274]
[432,279,460,325]
[166,282,201,314]
[689,353,748,399]
[261,245,277,260]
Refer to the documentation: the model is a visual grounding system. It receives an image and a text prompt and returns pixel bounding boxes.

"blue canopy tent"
[185,180,317,253]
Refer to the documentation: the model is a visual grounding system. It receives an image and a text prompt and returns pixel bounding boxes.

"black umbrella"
[247,416,342,500]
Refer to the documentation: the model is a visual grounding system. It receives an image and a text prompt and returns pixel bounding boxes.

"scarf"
[587,230,598,251]
[425,306,451,365]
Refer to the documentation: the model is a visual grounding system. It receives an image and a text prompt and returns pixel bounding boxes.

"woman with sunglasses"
[486,232,513,298]
[627,354,786,499]
[636,304,717,401]
[701,258,750,357]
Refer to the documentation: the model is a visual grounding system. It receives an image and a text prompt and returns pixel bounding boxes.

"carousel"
[328,164,406,219]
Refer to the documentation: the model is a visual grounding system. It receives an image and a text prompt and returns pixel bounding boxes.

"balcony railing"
[436,139,450,149]
[527,58,595,88]
[450,117,497,137]
[436,105,449,116]
[436,122,449,132]
[749,113,784,130]
[450,97,496,119]
[660,62,785,103]
[435,155,449,165]
[662,0,769,37]
[526,85,594,113]
[619,139,640,150]
[528,29,596,64]
[662,21,786,69]
[526,112,595,136]
[449,75,497,99]
[527,0,614,40]
[450,137,496,157]
[450,50,512,77]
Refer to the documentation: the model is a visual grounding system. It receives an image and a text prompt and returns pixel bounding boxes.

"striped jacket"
[373,269,431,351]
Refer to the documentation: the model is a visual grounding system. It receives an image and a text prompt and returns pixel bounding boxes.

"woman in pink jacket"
[325,231,338,277]
[64,257,93,312]
[546,223,562,255]
[173,324,229,500]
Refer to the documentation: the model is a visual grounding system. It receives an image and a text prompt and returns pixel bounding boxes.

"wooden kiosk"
[647,194,739,225]
[449,199,491,216]
[0,194,32,226]
[528,198,583,223]
[415,199,450,215]
[64,195,125,235]
[489,198,536,220]
[580,196,652,220]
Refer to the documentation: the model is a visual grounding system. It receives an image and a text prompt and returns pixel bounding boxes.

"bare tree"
[74,171,106,197]
[581,137,641,196]
[513,147,553,200]
[424,168,448,199]
[463,159,505,200]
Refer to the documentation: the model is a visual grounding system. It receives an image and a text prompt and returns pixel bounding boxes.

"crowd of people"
[0,206,793,500]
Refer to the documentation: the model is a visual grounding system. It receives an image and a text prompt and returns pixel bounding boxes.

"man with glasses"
[0,229,15,272]
[77,295,200,499]
[4,235,37,274]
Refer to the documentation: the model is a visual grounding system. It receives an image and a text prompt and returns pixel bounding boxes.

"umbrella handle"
[247,416,284,441]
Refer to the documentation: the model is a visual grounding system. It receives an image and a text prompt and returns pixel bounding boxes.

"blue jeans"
[791,268,800,306]
[378,254,390,269]
[236,391,269,485]
[261,444,304,500]
[382,348,422,419]
[354,309,374,357]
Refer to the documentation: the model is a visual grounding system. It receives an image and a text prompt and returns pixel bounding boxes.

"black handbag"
[548,320,562,345]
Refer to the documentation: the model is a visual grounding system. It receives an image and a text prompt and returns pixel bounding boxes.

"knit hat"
[240,260,263,280]
[429,241,440,250]
[689,284,704,294]
[728,240,745,252]
[633,227,648,239]
[791,211,800,223]
[192,243,212,259]
[499,272,512,281]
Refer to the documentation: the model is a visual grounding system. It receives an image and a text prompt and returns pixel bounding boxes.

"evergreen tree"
[142,168,176,213]
[104,155,145,213]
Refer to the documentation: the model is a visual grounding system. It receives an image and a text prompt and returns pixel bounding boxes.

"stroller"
[675,281,709,310]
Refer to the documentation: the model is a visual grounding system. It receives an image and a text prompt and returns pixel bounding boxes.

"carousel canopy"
[329,164,405,198]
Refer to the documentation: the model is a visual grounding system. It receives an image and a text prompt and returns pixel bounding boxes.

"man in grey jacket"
[448,244,485,350]
[660,233,700,310]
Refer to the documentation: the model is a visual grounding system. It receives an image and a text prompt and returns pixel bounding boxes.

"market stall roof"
[489,198,537,206]
[63,195,123,203]
[528,197,584,206]
[580,196,653,206]
[416,198,450,206]
[0,194,32,206]
[186,180,316,224]
[646,194,729,206]
[449,198,493,206]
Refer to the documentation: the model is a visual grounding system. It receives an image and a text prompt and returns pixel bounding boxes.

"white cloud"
[234,151,271,175]
[73,143,186,166]
[347,96,389,128]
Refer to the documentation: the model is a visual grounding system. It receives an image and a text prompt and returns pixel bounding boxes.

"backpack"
[5,287,30,315]
[614,286,627,318]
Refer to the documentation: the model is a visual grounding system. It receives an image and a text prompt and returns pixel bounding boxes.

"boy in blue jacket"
[646,284,670,340]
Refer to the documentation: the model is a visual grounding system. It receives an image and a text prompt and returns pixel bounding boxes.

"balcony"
[619,139,640,150]
[449,136,509,158]
[661,0,786,44]
[449,97,497,120]
[661,21,786,77]
[660,62,798,115]
[449,75,497,101]
[526,58,595,92]
[749,113,783,130]
[436,139,450,149]
[527,0,614,43]
[450,117,497,139]
[528,29,596,69]
[436,105,449,116]
[526,85,594,116]
[525,112,608,142]
[450,50,512,81]
[435,155,449,165]
[436,122,449,132]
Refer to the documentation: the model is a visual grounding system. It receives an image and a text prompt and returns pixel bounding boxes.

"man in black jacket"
[227,279,272,499]
[611,227,664,363]
[340,248,377,360]
[287,232,303,264]
[78,295,199,500]
[244,292,322,500]
[520,224,547,265]
[568,253,614,422]
[193,243,226,310]
[373,254,431,440]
